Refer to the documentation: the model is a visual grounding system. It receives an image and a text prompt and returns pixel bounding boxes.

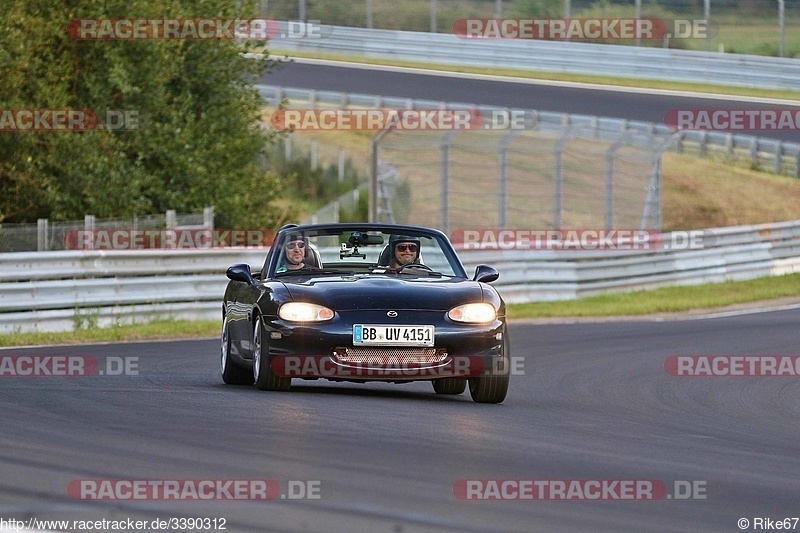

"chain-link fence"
[0,210,212,253]
[370,124,677,234]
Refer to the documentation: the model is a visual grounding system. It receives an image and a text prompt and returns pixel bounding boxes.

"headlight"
[279,302,334,322]
[448,303,496,324]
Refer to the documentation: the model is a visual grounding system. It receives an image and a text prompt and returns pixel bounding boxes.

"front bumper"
[264,310,505,381]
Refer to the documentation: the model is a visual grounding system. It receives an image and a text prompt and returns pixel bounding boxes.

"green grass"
[0,320,219,348]
[508,273,800,319]
[267,50,800,102]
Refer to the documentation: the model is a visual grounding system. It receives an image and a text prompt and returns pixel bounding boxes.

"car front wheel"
[252,315,291,391]
[221,315,253,385]
[468,335,510,404]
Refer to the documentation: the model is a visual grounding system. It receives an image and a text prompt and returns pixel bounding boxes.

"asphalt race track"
[261,61,800,143]
[3,309,800,532]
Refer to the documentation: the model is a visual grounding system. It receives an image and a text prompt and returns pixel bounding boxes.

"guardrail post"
[498,129,522,229]
[84,215,95,250]
[553,128,574,229]
[498,145,507,229]
[640,158,662,230]
[308,89,317,109]
[284,136,292,161]
[795,153,800,179]
[166,210,176,230]
[725,133,734,159]
[311,140,318,170]
[699,131,708,158]
[605,151,615,230]
[370,128,391,223]
[774,141,783,173]
[750,137,759,167]
[338,149,346,181]
[203,207,214,233]
[37,218,49,251]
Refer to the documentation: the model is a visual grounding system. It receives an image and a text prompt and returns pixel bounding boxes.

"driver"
[278,233,318,272]
[388,234,421,269]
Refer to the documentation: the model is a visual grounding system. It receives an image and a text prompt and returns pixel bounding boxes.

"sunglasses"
[286,241,306,250]
[395,243,417,252]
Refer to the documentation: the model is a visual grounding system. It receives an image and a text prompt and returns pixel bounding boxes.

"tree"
[0,0,282,227]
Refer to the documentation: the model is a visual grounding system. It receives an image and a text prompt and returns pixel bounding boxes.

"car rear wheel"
[253,315,291,391]
[468,335,510,404]
[432,378,467,395]
[221,316,253,385]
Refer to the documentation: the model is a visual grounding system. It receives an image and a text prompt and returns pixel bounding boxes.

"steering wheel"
[396,263,434,274]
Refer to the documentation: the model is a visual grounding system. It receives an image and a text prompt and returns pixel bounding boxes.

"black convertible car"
[220,223,509,403]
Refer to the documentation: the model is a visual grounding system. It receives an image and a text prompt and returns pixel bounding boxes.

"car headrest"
[305,242,322,268]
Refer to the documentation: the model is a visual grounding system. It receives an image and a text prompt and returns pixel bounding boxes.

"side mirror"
[226,264,256,285]
[473,265,499,283]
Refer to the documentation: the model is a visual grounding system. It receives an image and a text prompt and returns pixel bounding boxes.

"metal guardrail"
[259,85,800,178]
[268,23,800,91]
[0,249,265,334]
[2,221,800,333]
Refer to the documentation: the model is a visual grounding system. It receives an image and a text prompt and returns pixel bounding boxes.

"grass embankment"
[507,273,800,319]
[0,321,219,348]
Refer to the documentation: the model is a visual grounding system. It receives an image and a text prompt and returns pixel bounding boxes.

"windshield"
[269,227,464,278]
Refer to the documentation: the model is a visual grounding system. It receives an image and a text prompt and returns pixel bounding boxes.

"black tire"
[221,315,253,385]
[252,315,291,391]
[432,378,467,395]
[468,335,510,404]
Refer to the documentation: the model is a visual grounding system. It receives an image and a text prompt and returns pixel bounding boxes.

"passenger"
[388,235,421,268]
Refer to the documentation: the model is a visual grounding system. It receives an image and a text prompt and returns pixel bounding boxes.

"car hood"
[280,275,483,311]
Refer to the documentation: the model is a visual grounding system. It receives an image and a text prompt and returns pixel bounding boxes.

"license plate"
[353,325,434,347]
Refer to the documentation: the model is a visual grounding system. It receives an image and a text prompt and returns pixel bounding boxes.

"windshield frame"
[262,223,468,280]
